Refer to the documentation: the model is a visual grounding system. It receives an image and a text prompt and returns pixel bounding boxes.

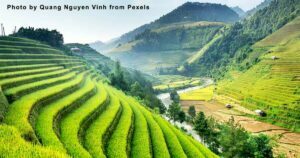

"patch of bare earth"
[181,100,300,158]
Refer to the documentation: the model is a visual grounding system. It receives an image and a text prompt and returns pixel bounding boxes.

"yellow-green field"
[179,86,214,101]
[153,75,201,91]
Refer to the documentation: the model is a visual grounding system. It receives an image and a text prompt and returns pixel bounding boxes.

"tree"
[12,27,64,48]
[170,90,179,102]
[109,61,129,91]
[178,111,186,123]
[194,112,209,141]
[168,102,181,122]
[188,106,196,118]
[218,117,250,158]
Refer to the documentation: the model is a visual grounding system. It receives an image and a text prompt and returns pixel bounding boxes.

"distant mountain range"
[231,6,245,17]
[90,2,239,53]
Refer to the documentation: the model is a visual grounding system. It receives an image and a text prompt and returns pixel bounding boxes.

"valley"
[1,0,299,157]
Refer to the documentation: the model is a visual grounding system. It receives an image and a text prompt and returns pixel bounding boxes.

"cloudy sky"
[1,0,264,43]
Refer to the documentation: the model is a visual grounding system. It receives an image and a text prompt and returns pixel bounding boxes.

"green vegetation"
[84,86,118,158]
[153,75,201,92]
[180,0,300,77]
[12,27,64,48]
[60,81,106,158]
[179,86,214,101]
[153,115,187,158]
[128,98,151,158]
[106,99,132,158]
[217,17,300,131]
[0,35,215,157]
[35,75,95,152]
[193,112,273,157]
[0,125,67,158]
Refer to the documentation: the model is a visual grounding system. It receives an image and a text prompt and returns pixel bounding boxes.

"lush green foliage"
[0,36,216,158]
[127,98,151,158]
[35,75,95,152]
[153,115,187,158]
[135,102,170,158]
[12,27,64,48]
[84,85,118,158]
[4,73,85,141]
[60,81,106,158]
[106,100,132,158]
[181,0,300,78]
[0,125,68,158]
[193,112,274,157]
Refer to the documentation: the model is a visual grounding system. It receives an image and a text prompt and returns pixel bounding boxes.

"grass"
[60,81,107,158]
[127,97,152,158]
[4,72,85,140]
[187,136,219,158]
[0,66,64,79]
[35,75,95,152]
[106,93,133,158]
[84,85,120,158]
[167,123,206,158]
[0,62,82,73]
[0,53,70,59]
[4,71,77,99]
[153,75,201,91]
[153,114,187,158]
[179,86,214,101]
[0,58,80,66]
[134,100,170,158]
[0,68,74,90]
[0,125,68,158]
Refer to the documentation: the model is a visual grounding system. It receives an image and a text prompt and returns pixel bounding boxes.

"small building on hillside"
[271,56,278,60]
[71,47,81,52]
[255,109,267,116]
[225,104,232,109]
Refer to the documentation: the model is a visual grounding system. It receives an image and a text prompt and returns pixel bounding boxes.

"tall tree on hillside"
[170,90,180,102]
[188,106,196,118]
[109,61,129,91]
[168,102,181,122]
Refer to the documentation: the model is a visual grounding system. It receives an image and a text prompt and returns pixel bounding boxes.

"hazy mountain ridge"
[91,2,239,53]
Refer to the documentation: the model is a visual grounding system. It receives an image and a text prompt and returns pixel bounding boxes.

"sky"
[1,0,264,43]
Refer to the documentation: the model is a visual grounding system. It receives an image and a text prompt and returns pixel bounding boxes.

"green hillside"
[0,37,217,157]
[179,0,300,77]
[216,17,300,131]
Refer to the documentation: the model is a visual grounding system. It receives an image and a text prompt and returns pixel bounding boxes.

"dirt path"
[181,100,300,158]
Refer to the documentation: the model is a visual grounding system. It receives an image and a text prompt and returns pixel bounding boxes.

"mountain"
[231,6,245,17]
[179,0,300,77]
[91,2,239,53]
[245,0,273,17]
[95,2,240,74]
[89,40,105,52]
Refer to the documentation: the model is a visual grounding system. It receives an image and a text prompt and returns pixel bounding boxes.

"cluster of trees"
[181,0,300,79]
[109,61,166,113]
[133,25,221,52]
[193,112,274,158]
[167,90,186,123]
[12,27,64,48]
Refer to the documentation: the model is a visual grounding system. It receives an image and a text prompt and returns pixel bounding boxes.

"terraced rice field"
[0,36,216,157]
[217,17,300,131]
